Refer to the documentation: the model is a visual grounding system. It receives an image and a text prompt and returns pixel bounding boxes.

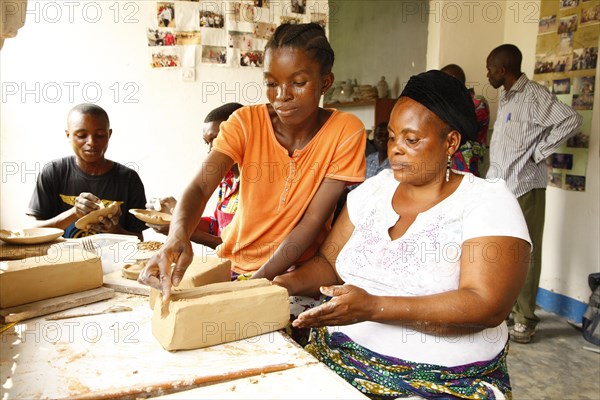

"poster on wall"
[176,31,202,46]
[147,29,176,46]
[581,4,600,24]
[157,3,176,28]
[254,22,276,40]
[199,10,225,28]
[147,1,205,68]
[201,45,227,64]
[254,0,269,8]
[534,0,600,192]
[150,46,181,68]
[147,1,327,69]
[291,0,307,14]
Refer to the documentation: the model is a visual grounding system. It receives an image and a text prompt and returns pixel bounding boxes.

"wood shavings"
[137,241,163,251]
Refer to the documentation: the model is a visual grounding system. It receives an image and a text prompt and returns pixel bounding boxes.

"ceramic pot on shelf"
[330,82,343,103]
[352,79,361,100]
[377,76,389,99]
[324,82,337,103]
[342,80,354,101]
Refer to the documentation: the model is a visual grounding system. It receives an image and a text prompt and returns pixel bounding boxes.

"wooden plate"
[121,259,148,280]
[75,201,121,230]
[129,209,171,225]
[0,228,64,245]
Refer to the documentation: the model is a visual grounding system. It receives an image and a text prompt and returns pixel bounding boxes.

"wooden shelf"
[325,98,397,127]
[324,99,377,108]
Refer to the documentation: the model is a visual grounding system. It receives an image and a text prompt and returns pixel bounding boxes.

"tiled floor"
[508,309,600,400]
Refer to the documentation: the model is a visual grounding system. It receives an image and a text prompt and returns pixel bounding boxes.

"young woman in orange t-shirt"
[140,23,366,300]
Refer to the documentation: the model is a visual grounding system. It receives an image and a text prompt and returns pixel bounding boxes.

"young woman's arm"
[272,205,355,296]
[251,177,346,280]
[138,150,234,300]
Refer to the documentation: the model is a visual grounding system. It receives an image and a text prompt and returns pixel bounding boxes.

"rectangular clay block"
[149,256,231,309]
[182,256,231,287]
[152,279,290,351]
[0,249,103,309]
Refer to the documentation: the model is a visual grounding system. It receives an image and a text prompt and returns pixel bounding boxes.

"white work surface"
[0,293,365,399]
[153,363,368,399]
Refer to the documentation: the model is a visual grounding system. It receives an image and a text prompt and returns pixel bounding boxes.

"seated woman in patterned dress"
[273,70,531,399]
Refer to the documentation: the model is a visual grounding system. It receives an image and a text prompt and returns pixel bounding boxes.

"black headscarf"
[400,70,478,144]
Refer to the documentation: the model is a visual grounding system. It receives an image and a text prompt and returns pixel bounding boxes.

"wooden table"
[153,363,367,399]
[0,293,366,399]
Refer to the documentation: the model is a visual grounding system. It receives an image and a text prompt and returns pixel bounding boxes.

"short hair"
[265,23,334,74]
[67,103,110,128]
[489,44,522,75]
[375,121,388,131]
[373,122,389,139]
[440,64,466,85]
[204,103,244,123]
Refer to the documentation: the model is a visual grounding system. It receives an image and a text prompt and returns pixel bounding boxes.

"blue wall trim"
[536,288,588,323]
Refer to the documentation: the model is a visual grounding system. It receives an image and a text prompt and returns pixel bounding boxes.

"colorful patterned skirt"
[306,327,511,399]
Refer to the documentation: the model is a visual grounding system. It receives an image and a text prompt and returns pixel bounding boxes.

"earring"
[445,155,451,182]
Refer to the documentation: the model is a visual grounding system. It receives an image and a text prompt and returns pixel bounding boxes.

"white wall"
[426,0,506,123]
[329,1,428,99]
[427,0,600,304]
[0,0,269,229]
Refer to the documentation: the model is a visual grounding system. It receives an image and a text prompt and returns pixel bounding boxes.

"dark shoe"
[506,313,514,327]
[510,323,535,343]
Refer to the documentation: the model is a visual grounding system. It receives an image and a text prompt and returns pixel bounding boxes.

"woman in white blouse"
[274,70,531,399]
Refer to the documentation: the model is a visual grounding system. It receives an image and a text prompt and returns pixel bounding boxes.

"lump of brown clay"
[0,249,102,308]
[121,259,148,280]
[152,279,290,351]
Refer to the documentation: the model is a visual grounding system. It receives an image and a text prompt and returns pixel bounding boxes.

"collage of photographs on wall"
[535,0,599,192]
[147,0,327,69]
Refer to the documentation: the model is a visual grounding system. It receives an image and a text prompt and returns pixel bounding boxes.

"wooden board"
[152,363,368,399]
[0,239,64,260]
[103,270,150,296]
[0,293,317,400]
[104,255,231,298]
[0,286,115,323]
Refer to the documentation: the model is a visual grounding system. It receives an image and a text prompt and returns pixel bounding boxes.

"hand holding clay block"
[0,249,102,308]
[152,279,290,351]
[148,256,231,309]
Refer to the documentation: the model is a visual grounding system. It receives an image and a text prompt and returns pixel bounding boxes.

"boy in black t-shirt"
[27,103,147,239]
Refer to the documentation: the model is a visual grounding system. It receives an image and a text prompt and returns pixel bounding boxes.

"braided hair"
[265,23,334,75]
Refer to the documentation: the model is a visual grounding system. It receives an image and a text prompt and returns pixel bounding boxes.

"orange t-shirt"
[212,104,366,273]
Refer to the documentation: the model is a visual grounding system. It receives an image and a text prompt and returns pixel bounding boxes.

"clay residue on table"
[66,351,86,363]
[68,378,91,395]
